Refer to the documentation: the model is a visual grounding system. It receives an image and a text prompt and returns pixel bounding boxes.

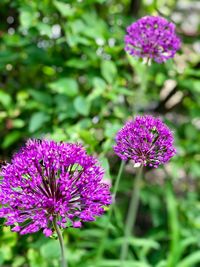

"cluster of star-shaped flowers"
[0,139,111,236]
[114,115,176,168]
[125,16,181,63]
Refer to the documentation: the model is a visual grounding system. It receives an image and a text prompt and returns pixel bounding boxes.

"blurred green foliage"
[0,0,200,266]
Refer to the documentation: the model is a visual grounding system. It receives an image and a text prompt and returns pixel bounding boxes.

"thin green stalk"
[166,179,180,267]
[113,160,125,200]
[132,59,149,115]
[96,160,125,262]
[53,217,67,267]
[120,166,143,265]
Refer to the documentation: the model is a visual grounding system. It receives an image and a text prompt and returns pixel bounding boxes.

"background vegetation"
[0,0,200,266]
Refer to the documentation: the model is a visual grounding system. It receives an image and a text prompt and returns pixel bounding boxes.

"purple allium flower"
[0,140,111,236]
[114,115,176,167]
[125,16,181,63]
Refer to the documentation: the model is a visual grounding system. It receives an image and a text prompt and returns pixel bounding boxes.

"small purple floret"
[43,228,52,237]
[114,115,176,167]
[0,140,111,236]
[73,221,82,228]
[125,16,181,63]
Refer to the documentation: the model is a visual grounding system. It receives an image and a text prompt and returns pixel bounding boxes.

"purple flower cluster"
[125,16,181,63]
[0,140,111,236]
[114,115,176,167]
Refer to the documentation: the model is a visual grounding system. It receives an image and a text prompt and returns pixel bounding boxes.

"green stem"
[120,166,143,265]
[53,217,67,267]
[166,179,180,267]
[113,160,125,200]
[96,160,125,262]
[134,62,148,115]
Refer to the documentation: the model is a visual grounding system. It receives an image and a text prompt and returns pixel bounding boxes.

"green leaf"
[179,79,200,93]
[49,78,79,97]
[88,77,107,101]
[93,77,107,90]
[54,95,78,119]
[98,260,151,267]
[19,7,38,29]
[54,0,75,17]
[2,131,21,148]
[105,123,121,138]
[101,60,117,84]
[37,22,52,37]
[74,96,90,116]
[66,58,90,69]
[29,90,53,105]
[0,246,12,262]
[155,260,167,267]
[114,237,160,250]
[12,256,26,267]
[40,240,60,260]
[27,249,46,267]
[0,90,12,108]
[176,252,200,267]
[29,112,50,132]
[13,119,25,128]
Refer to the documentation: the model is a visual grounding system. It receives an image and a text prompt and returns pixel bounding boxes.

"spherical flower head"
[114,115,176,168]
[125,16,181,63]
[0,140,112,236]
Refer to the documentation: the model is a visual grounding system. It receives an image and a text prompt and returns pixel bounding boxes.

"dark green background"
[0,0,200,266]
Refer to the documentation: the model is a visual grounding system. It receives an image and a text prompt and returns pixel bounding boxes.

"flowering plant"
[0,139,111,237]
[114,115,176,168]
[125,16,181,63]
